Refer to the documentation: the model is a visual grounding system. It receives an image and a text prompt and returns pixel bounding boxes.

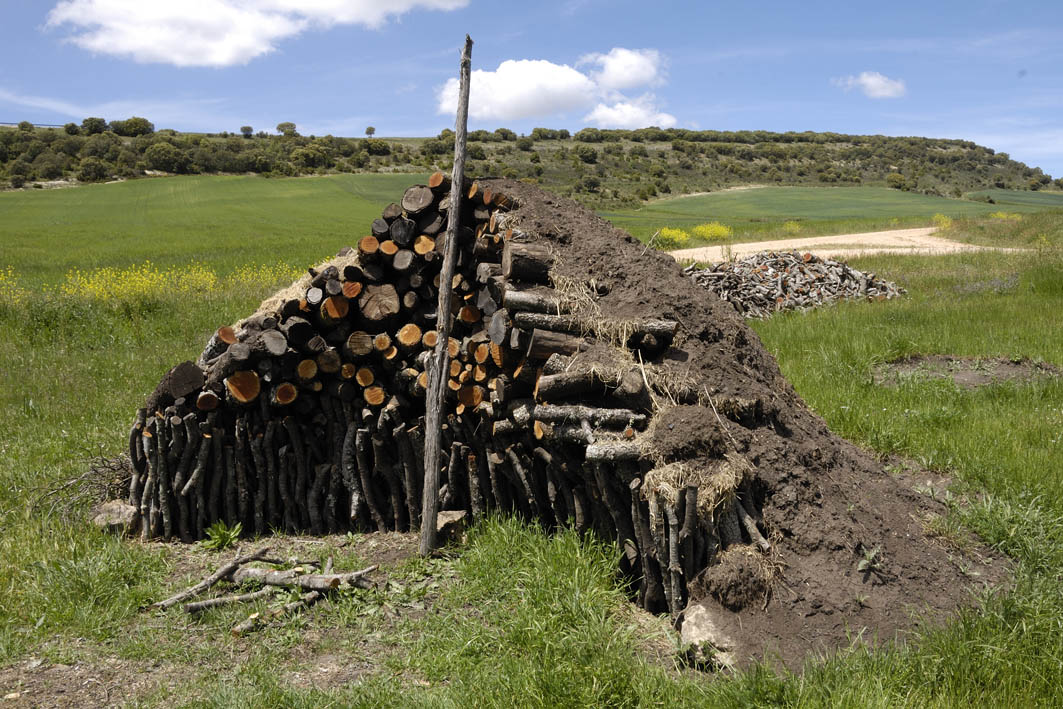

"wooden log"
[358,235,381,260]
[271,382,298,407]
[185,586,276,614]
[389,217,416,247]
[502,242,554,283]
[320,296,349,324]
[225,371,261,404]
[345,331,373,358]
[585,442,641,462]
[428,171,450,192]
[421,34,473,556]
[533,404,645,429]
[535,371,606,401]
[630,479,665,612]
[664,502,683,617]
[151,545,272,609]
[316,348,342,375]
[128,409,147,501]
[382,202,402,221]
[231,565,376,592]
[342,281,363,300]
[678,486,699,579]
[394,424,423,527]
[736,494,771,553]
[198,326,237,367]
[401,185,435,215]
[196,389,220,412]
[413,235,435,256]
[359,284,401,321]
[279,316,314,348]
[354,427,387,530]
[502,287,565,314]
[296,359,318,383]
[397,323,422,350]
[526,329,585,360]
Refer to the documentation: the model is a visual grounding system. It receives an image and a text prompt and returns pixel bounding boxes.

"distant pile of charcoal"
[684,251,905,318]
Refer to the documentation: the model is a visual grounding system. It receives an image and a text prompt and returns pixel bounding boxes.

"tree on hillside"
[365,126,375,137]
[276,122,298,137]
[240,126,253,139]
[63,123,80,135]
[110,117,154,137]
[17,121,34,133]
[81,117,107,134]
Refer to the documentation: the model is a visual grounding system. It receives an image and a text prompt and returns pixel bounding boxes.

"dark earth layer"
[486,178,1007,669]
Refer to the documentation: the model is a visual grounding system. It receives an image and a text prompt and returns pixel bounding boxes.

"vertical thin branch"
[421,34,473,556]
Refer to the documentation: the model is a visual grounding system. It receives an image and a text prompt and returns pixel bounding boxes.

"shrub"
[931,213,953,229]
[516,136,534,151]
[77,156,110,182]
[886,172,907,190]
[655,227,691,248]
[575,145,598,164]
[692,222,733,241]
[989,211,1022,221]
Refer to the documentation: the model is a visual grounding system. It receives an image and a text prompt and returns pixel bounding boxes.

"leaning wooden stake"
[421,34,473,557]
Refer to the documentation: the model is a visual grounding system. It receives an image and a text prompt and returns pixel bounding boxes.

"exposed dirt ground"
[669,226,1024,262]
[487,179,1010,670]
[875,354,1061,390]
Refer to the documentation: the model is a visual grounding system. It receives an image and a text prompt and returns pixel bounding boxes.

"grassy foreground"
[0,178,1061,705]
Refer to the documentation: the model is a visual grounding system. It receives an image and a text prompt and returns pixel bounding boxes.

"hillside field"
[603,185,1063,242]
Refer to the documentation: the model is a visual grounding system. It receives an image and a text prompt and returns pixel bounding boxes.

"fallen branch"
[150,545,272,610]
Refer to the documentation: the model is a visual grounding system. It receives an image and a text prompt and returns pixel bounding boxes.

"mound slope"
[130,176,1004,669]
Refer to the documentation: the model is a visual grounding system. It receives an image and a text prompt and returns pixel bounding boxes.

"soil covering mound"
[129,177,1004,670]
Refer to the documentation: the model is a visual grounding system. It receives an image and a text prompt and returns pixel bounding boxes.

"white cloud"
[436,49,676,127]
[832,71,907,99]
[437,59,597,122]
[44,0,468,67]
[578,47,664,91]
[584,94,676,129]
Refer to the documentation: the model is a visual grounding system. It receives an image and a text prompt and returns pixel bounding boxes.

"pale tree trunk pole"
[421,34,473,556]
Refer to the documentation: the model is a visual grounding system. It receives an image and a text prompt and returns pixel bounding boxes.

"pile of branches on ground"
[148,546,376,636]
[684,251,905,318]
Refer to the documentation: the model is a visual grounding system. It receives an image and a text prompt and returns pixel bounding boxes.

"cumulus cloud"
[578,47,665,91]
[437,59,596,122]
[832,71,907,99]
[44,0,468,67]
[436,47,675,128]
[584,95,676,129]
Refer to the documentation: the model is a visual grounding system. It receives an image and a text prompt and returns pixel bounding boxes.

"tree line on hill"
[1,116,1058,206]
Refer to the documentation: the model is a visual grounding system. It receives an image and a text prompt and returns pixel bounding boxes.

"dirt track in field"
[669,226,1022,262]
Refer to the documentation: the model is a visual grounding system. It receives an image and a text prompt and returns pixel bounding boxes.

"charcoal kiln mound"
[126,175,1005,669]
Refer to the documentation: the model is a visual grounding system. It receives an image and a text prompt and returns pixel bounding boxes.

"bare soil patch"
[875,354,1061,390]
[669,226,1025,262]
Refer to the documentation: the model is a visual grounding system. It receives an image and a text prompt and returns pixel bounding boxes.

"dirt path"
[669,226,1018,262]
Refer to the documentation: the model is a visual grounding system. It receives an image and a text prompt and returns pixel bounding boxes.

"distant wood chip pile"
[684,251,905,318]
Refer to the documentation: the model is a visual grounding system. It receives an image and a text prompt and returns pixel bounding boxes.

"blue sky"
[1,0,1061,176]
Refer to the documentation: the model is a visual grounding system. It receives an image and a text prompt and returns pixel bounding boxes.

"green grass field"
[0,173,428,282]
[602,185,1063,243]
[1,176,1062,705]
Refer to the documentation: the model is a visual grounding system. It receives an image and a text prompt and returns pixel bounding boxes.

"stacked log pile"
[684,251,905,318]
[129,174,771,616]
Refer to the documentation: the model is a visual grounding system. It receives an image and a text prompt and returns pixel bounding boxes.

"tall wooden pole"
[420,34,473,556]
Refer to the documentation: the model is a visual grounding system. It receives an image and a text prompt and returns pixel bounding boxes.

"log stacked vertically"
[130,174,764,617]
